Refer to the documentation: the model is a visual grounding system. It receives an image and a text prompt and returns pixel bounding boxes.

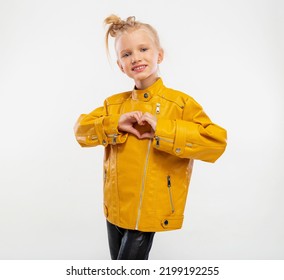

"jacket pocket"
[167,175,175,214]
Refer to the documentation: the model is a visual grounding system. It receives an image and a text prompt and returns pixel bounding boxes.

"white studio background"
[0,0,283,260]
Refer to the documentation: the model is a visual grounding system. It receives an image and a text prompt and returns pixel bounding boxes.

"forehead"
[115,28,156,51]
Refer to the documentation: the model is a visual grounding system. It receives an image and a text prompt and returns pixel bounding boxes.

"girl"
[74,15,227,260]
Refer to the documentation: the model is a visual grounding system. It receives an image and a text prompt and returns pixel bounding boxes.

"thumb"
[139,131,154,139]
[126,127,141,139]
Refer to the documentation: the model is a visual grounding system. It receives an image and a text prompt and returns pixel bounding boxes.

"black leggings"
[106,220,155,260]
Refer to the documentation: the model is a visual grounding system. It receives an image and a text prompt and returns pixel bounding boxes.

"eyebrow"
[120,49,131,55]
[119,44,150,55]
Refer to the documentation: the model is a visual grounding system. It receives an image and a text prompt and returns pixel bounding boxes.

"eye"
[141,47,148,52]
[122,52,131,58]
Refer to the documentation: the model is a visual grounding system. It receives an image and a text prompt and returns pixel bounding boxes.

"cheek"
[148,52,159,63]
[119,58,129,68]
[118,58,126,67]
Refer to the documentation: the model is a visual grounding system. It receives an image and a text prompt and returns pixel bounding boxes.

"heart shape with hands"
[118,111,157,139]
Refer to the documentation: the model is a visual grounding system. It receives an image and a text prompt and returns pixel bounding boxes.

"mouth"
[132,65,147,72]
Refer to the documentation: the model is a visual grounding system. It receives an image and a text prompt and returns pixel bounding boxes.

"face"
[116,28,164,89]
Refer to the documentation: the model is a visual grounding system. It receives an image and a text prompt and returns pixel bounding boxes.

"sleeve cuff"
[103,114,128,145]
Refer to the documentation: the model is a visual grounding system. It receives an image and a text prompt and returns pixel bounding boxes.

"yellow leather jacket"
[74,78,227,232]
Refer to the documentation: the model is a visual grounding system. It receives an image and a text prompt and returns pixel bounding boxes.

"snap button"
[175,148,181,153]
[144,93,148,98]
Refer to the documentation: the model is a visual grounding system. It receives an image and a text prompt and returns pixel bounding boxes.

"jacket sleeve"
[153,97,227,162]
[73,101,128,147]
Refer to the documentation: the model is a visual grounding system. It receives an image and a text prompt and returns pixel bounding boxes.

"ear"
[157,48,164,64]
[117,60,125,73]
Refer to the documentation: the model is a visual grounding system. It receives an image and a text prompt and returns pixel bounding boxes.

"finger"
[126,127,141,138]
[131,111,143,123]
[137,111,143,119]
[139,131,154,139]
[140,112,154,122]
[140,114,157,130]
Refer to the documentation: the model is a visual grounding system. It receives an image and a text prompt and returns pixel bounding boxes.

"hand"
[139,112,157,131]
[118,111,157,139]
[118,111,143,139]
[137,112,157,139]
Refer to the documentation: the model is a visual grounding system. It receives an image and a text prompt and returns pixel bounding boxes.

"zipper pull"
[112,134,117,144]
[155,136,160,147]
[156,103,160,114]
[167,175,171,188]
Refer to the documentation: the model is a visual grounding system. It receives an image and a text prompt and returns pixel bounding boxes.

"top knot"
[105,15,136,38]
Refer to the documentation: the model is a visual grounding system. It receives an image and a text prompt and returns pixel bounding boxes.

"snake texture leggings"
[106,220,155,260]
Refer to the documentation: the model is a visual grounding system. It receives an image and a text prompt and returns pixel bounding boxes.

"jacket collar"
[131,78,164,102]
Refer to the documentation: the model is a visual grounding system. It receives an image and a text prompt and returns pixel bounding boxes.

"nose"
[131,51,142,64]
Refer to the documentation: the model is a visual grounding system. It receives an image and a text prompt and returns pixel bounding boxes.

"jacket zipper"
[156,103,160,114]
[155,136,193,148]
[135,140,152,230]
[167,175,175,213]
[135,103,160,230]
[91,134,118,143]
[111,134,117,144]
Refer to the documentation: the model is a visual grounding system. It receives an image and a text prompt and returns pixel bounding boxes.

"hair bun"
[104,15,136,37]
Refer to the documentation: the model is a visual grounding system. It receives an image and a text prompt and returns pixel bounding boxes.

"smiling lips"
[132,65,147,72]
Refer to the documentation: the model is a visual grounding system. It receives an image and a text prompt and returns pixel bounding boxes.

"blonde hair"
[104,14,161,55]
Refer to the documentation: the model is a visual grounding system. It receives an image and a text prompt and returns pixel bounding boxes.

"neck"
[134,75,159,90]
